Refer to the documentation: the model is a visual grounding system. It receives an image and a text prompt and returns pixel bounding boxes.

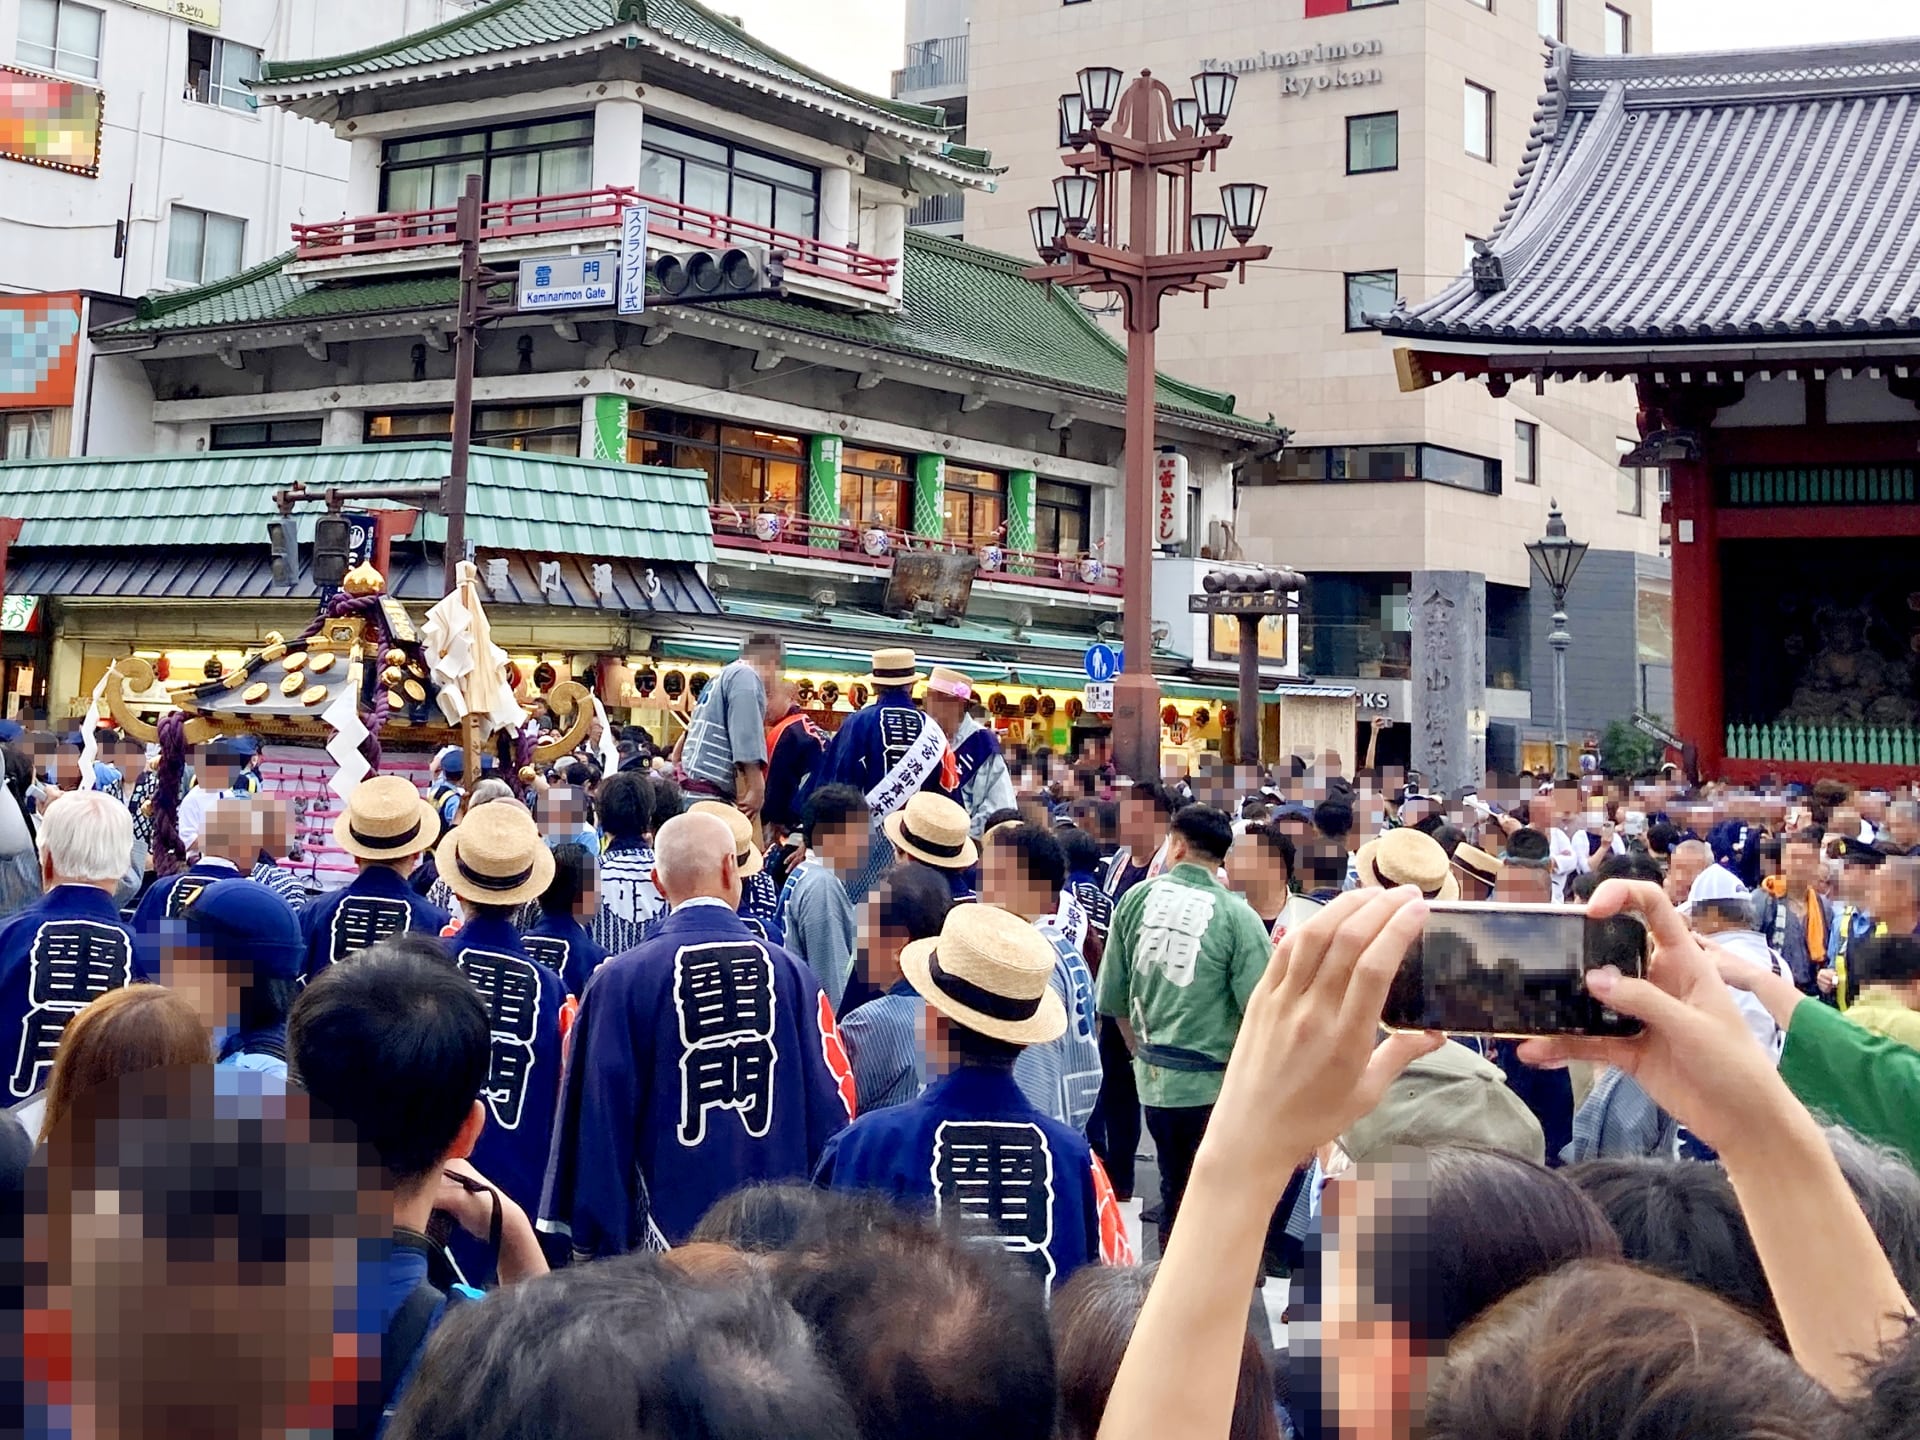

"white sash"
[866,716,947,820]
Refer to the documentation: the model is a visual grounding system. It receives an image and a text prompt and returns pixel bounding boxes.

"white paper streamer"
[75,667,114,791]
[591,693,619,776]
[323,683,371,802]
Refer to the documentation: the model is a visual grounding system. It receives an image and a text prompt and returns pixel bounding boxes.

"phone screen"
[1382,902,1647,1038]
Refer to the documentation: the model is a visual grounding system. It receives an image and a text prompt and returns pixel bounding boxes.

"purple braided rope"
[361,683,391,773]
[150,710,189,877]
[515,725,537,775]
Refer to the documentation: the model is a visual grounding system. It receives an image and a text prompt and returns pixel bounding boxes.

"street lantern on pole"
[1023,68,1273,781]
[1525,500,1589,781]
[1189,568,1306,766]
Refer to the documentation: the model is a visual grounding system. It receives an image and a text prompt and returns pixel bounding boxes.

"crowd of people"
[3,632,1920,1439]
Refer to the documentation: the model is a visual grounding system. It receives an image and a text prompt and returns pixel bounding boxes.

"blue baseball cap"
[442,752,465,779]
[0,720,20,743]
[179,878,304,982]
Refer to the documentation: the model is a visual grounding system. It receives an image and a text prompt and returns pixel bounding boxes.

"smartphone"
[1383,902,1647,1038]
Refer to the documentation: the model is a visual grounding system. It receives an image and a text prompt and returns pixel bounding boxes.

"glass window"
[1035,479,1092,557]
[1344,270,1398,331]
[166,206,246,284]
[209,419,324,451]
[1247,443,1499,496]
[1617,437,1645,515]
[186,31,259,111]
[640,119,821,238]
[942,465,1005,547]
[1537,0,1563,39]
[1464,0,1491,9]
[1465,82,1494,161]
[366,405,581,457]
[1604,5,1631,53]
[625,408,809,509]
[1,411,54,460]
[380,116,594,209]
[1515,420,1539,485]
[16,0,100,79]
[1346,112,1398,174]
[842,447,910,531]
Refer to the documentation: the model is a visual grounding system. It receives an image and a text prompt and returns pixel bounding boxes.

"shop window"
[185,30,259,111]
[381,116,593,212]
[1514,420,1539,485]
[1605,5,1632,53]
[1344,269,1398,331]
[1299,572,1413,681]
[1,411,54,460]
[1537,0,1563,40]
[942,465,1005,547]
[166,206,245,284]
[841,447,911,531]
[1465,82,1494,161]
[17,0,101,80]
[1251,442,1500,497]
[366,405,581,457]
[626,408,805,510]
[1035,479,1092,557]
[209,418,324,451]
[1346,112,1398,175]
[640,119,820,238]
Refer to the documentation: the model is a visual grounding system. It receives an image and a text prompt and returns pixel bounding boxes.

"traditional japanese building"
[1382,38,1920,784]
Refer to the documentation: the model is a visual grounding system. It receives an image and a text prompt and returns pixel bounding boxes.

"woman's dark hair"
[391,1255,858,1440]
[1056,824,1104,879]
[542,841,595,918]
[1426,1261,1845,1440]
[596,771,649,843]
[287,934,489,1185]
[1053,1263,1277,1440]
[690,1183,848,1254]
[1826,1125,1920,1306]
[1566,1157,1782,1342]
[1852,1321,1920,1440]
[1172,804,1235,864]
[991,823,1067,892]
[874,862,952,945]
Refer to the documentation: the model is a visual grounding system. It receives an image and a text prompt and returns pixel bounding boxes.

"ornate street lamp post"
[1024,67,1272,781]
[1525,501,1589,781]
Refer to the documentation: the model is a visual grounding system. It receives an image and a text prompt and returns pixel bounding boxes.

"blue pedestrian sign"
[1084,643,1121,682]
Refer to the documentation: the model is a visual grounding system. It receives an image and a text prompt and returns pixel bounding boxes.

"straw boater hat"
[923,665,975,702]
[690,800,764,878]
[901,902,1066,1046]
[1356,826,1461,901]
[883,791,978,869]
[333,775,443,863]
[435,800,556,908]
[866,646,923,688]
[1451,842,1504,892]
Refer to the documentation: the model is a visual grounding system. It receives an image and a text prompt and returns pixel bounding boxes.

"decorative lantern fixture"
[1221,182,1269,243]
[1058,91,1088,149]
[1054,173,1100,236]
[1188,212,1229,253]
[1077,65,1125,127]
[1172,96,1201,135]
[1028,205,1065,261]
[1191,69,1238,132]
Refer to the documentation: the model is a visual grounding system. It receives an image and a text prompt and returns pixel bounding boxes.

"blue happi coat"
[131,859,243,968]
[443,915,569,1220]
[813,1063,1125,1295]
[0,886,150,1103]
[738,868,785,947]
[541,902,855,1254]
[299,864,450,981]
[522,911,610,1000]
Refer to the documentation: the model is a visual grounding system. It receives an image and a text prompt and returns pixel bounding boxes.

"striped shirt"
[594,842,660,956]
[250,861,310,912]
[838,984,926,1113]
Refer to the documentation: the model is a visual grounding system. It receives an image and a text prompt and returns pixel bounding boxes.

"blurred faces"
[199,795,263,868]
[1780,840,1820,897]
[1665,842,1711,906]
[982,844,1054,922]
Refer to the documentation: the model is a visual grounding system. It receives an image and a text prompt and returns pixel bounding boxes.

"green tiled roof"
[0,443,714,563]
[102,234,1268,432]
[259,0,946,130]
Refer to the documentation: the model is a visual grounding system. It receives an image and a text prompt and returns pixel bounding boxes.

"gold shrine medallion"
[307,652,337,675]
[241,682,271,704]
[280,674,305,696]
[404,679,427,703]
[382,664,405,686]
[387,689,406,709]
[282,652,309,674]
[300,685,329,707]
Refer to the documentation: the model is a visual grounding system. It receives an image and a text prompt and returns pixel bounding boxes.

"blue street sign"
[1084,643,1121,682]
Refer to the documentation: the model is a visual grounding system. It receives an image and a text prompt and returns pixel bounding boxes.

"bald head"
[1665,838,1712,905]
[653,811,741,909]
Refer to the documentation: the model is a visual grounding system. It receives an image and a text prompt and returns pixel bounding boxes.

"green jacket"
[1779,996,1920,1172]
[1095,862,1273,1109]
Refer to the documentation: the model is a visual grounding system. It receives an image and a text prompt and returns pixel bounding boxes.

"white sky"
[721,0,1920,96]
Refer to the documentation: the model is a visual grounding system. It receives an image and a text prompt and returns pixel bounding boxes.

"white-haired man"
[542,810,855,1256]
[0,791,150,1104]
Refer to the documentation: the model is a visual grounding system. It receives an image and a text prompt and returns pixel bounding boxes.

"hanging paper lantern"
[1065,698,1084,720]
[1193,707,1211,728]
[1161,704,1179,727]
[636,667,658,698]
[796,678,817,704]
[533,662,559,693]
[989,692,1011,717]
[505,660,524,691]
[820,680,841,706]
[849,683,870,708]
[1039,695,1057,718]
[1020,695,1039,717]
[1221,706,1237,729]
[203,656,224,680]
[690,671,712,699]
[154,654,172,682]
[663,669,686,698]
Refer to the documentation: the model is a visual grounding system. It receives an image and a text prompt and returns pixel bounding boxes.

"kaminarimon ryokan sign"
[1200,39,1385,97]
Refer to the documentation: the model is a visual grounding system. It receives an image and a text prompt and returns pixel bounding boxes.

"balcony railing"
[289,186,898,293]
[891,33,968,97]
[908,193,965,228]
[1726,721,1920,767]
[709,507,1123,597]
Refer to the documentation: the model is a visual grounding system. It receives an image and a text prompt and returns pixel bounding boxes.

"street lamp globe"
[1078,65,1125,127]
[1172,96,1201,135]
[1220,182,1268,242]
[1058,92,1088,150]
[1525,499,1589,603]
[1191,69,1237,131]
[1053,173,1100,235]
[1028,206,1064,259]
[1188,212,1229,252]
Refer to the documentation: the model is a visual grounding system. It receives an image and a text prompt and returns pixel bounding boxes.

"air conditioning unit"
[1205,517,1242,561]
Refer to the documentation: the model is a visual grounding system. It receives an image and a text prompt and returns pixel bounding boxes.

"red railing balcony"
[708,506,1123,597]
[289,185,898,293]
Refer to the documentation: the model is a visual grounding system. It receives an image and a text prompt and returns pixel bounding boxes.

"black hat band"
[927,948,1041,1022]
[899,821,966,860]
[349,817,422,851]
[456,853,537,892]
[872,666,917,683]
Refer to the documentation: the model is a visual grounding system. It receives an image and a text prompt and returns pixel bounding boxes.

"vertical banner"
[589,393,629,463]
[912,454,946,538]
[617,204,649,316]
[1153,449,1189,548]
[807,435,842,547]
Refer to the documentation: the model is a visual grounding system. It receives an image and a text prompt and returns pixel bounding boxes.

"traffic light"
[650,246,785,303]
[267,518,295,587]
[312,512,353,589]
